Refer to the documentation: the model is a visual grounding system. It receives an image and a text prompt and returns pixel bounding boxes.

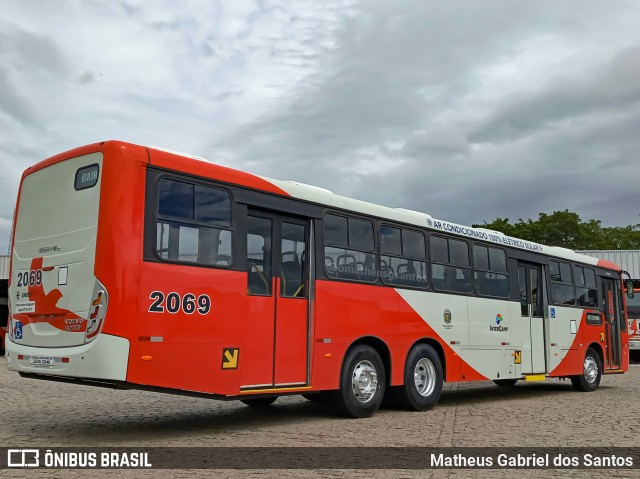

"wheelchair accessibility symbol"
[14,321,23,340]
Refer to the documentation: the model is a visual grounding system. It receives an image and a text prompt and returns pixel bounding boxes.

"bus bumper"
[4,333,130,381]
[629,340,640,350]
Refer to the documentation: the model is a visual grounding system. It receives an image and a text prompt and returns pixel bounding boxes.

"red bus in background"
[627,287,640,362]
[4,141,631,418]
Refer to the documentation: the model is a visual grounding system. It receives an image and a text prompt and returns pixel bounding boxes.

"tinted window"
[488,248,507,273]
[324,214,348,246]
[550,260,575,305]
[431,264,472,293]
[157,222,232,266]
[247,216,272,295]
[553,284,576,306]
[156,178,233,268]
[550,260,573,284]
[380,256,428,287]
[518,266,527,316]
[403,230,426,259]
[430,236,448,264]
[281,222,306,297]
[559,262,572,284]
[323,214,377,284]
[575,266,598,307]
[449,239,469,267]
[474,271,509,297]
[195,185,231,226]
[159,179,193,221]
[325,246,377,282]
[380,225,402,256]
[380,226,428,288]
[549,261,561,282]
[430,236,471,293]
[349,218,375,251]
[473,246,489,271]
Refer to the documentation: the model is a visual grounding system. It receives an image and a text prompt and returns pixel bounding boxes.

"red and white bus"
[4,141,631,418]
[627,287,640,361]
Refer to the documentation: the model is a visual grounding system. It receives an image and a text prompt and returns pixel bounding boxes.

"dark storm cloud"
[208,1,640,230]
[470,47,640,144]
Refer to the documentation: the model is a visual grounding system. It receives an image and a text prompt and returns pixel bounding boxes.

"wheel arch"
[587,342,605,367]
[345,336,392,385]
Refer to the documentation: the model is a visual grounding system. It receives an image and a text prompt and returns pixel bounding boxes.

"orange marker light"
[92,292,103,306]
[141,356,153,361]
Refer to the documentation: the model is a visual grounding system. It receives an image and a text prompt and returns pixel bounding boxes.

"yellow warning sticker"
[513,350,521,364]
[600,332,605,342]
[222,348,239,369]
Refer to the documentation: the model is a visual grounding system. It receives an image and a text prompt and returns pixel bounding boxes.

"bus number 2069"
[148,291,211,315]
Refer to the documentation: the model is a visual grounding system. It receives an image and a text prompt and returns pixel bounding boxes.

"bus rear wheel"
[571,348,602,392]
[334,345,386,418]
[396,344,443,411]
[241,397,277,407]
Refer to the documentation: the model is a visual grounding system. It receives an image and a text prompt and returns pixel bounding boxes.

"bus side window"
[575,266,598,308]
[247,216,272,295]
[155,178,233,267]
[430,236,472,294]
[549,260,576,306]
[323,213,376,283]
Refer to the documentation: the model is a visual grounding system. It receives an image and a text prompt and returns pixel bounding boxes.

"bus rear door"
[517,261,547,374]
[602,278,623,370]
[243,210,311,390]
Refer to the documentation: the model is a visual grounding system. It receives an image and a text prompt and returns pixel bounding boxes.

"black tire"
[630,350,640,363]
[570,347,602,392]
[241,397,277,407]
[396,344,443,411]
[334,345,386,418]
[493,379,518,387]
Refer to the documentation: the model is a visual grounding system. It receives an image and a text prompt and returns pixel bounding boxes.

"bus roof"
[264,177,609,268]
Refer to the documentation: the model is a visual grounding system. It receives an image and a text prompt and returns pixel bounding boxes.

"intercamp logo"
[7,449,40,467]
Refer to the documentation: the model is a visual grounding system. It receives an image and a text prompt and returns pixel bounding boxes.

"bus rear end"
[5,143,137,381]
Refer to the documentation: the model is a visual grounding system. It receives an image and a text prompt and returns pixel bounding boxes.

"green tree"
[473,210,640,249]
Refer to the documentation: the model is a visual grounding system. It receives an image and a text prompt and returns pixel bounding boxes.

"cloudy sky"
[1,0,639,254]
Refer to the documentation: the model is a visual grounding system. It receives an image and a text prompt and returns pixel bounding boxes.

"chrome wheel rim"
[351,360,378,403]
[414,358,436,397]
[584,356,598,384]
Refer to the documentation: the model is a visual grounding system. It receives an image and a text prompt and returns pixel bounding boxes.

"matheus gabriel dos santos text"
[431,453,633,468]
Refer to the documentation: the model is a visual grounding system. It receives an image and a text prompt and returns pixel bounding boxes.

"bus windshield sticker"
[74,164,100,190]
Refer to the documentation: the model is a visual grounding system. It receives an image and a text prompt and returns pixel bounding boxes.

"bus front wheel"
[570,348,602,392]
[335,345,386,418]
[396,344,443,411]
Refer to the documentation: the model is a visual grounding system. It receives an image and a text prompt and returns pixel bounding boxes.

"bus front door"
[602,278,622,370]
[244,211,310,389]
[518,262,547,374]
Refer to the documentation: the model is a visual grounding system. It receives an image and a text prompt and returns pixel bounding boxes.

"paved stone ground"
[1,357,638,478]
